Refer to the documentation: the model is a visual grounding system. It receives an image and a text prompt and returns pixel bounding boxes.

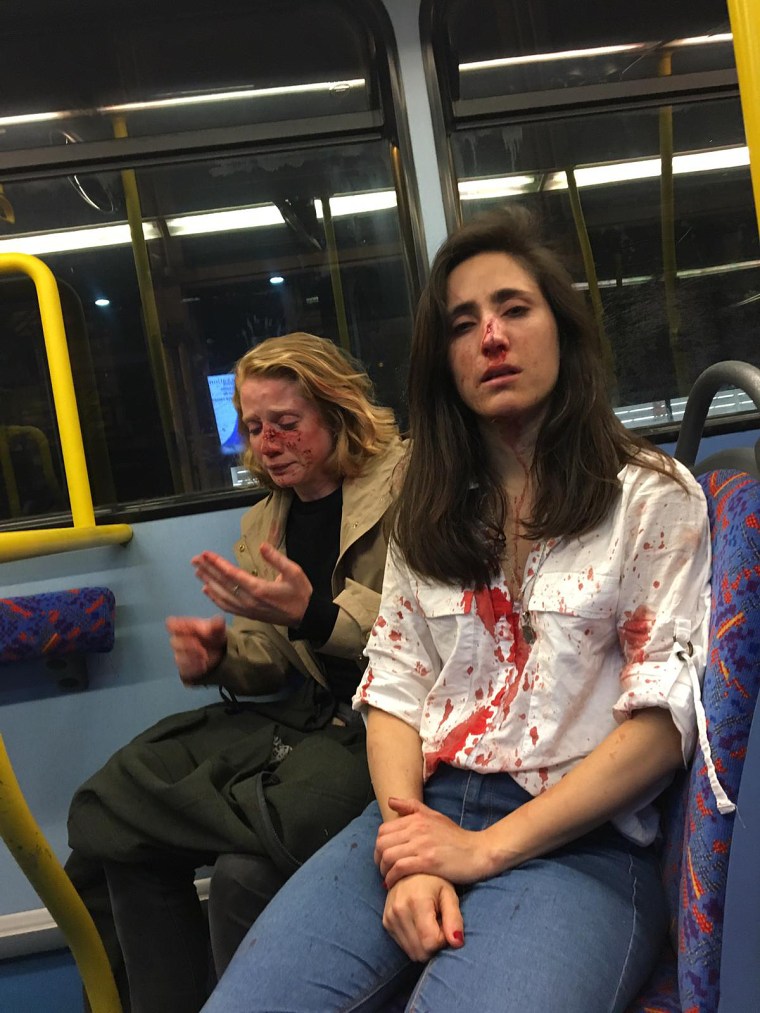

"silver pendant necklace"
[520,612,538,645]
[517,541,550,645]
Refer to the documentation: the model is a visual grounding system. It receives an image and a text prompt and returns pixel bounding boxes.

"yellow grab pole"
[321,196,352,353]
[565,168,616,385]
[727,0,760,237]
[0,735,121,1012]
[0,253,95,527]
[657,50,690,394]
[112,116,187,494]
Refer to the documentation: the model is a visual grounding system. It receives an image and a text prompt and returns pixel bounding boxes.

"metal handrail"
[0,253,132,561]
[673,360,760,471]
[0,735,121,1012]
[728,0,760,239]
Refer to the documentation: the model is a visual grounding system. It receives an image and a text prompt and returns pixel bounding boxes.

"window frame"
[0,0,425,533]
[420,0,758,444]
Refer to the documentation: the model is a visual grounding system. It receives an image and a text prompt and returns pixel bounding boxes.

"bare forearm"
[366,707,424,822]
[482,708,684,874]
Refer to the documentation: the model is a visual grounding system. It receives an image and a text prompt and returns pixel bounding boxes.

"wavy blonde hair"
[232,333,398,488]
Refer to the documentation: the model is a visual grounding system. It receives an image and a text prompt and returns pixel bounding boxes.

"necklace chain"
[516,541,550,645]
[499,477,550,644]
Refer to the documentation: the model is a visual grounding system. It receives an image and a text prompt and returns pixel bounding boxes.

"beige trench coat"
[212,437,405,696]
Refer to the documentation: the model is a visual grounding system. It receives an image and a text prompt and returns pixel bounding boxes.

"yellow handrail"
[727,0,760,238]
[0,735,122,1012]
[0,253,132,561]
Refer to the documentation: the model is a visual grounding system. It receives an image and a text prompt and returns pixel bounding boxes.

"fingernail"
[453,931,464,943]
[383,880,388,890]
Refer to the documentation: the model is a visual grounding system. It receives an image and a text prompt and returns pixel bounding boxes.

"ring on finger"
[232,584,240,596]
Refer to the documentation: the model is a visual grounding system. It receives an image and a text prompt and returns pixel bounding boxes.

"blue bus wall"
[0,505,243,917]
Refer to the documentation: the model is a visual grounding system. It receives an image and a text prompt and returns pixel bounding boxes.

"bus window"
[1,0,376,149]
[425,0,760,438]
[0,0,419,526]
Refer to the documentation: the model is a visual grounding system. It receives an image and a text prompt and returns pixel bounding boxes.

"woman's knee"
[209,853,285,920]
[208,854,286,975]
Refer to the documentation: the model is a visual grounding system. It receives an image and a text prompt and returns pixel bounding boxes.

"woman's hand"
[382,873,464,962]
[192,544,313,627]
[376,798,492,889]
[165,615,227,685]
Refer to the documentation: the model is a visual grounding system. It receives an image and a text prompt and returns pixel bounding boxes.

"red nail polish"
[383,880,388,890]
[453,931,464,943]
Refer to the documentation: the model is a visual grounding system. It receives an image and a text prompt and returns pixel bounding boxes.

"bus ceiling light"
[461,43,645,71]
[458,145,750,199]
[269,275,284,285]
[0,222,161,256]
[0,191,398,254]
[94,297,110,307]
[0,142,746,257]
[458,175,536,199]
[167,204,284,237]
[459,33,733,72]
[0,109,77,128]
[314,192,398,218]
[99,78,366,115]
[0,79,367,127]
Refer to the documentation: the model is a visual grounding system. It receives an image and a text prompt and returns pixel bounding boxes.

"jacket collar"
[253,436,405,560]
[339,437,404,554]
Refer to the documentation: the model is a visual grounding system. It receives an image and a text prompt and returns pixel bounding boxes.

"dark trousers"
[68,850,287,1013]
[66,683,370,1012]
[208,853,286,974]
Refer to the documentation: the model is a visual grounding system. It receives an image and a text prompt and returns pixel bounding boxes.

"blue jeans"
[203,766,667,1012]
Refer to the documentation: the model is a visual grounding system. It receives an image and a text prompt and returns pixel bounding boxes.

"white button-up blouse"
[353,459,713,846]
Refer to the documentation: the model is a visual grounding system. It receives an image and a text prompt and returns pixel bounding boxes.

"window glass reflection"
[1,0,376,152]
[443,0,733,103]
[0,142,414,522]
[452,97,760,415]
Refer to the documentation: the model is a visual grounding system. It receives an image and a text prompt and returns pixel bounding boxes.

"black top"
[285,485,361,703]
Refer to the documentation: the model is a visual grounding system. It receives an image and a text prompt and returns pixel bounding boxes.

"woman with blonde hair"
[66,333,403,1013]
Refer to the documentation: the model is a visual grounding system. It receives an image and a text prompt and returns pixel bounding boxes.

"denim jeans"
[203,766,668,1013]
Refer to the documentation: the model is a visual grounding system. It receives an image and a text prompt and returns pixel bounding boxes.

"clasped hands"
[375,797,492,963]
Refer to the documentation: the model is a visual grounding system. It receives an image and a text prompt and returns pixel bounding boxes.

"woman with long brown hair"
[204,210,716,1012]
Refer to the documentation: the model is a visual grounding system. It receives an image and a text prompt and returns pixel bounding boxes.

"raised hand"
[165,615,227,685]
[191,544,313,628]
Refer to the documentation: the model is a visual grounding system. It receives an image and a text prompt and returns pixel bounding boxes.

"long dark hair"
[392,206,679,587]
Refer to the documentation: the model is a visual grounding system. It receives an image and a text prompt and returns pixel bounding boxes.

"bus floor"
[0,949,81,1012]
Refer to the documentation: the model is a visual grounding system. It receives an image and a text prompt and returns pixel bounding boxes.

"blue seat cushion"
[0,587,116,663]
[628,470,760,1012]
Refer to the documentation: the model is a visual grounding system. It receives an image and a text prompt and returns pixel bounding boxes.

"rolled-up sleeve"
[612,464,711,763]
[352,547,441,731]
